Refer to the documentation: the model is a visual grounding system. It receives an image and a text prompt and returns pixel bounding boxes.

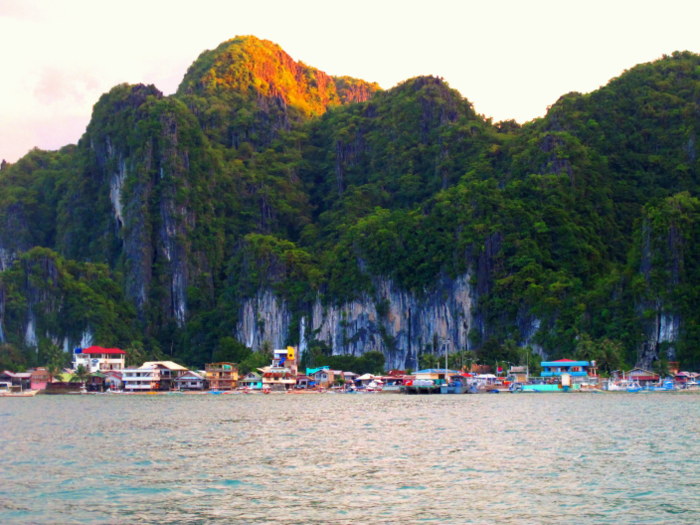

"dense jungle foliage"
[0,36,698,373]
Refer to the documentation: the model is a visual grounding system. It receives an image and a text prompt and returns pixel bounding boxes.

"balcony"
[541,370,589,377]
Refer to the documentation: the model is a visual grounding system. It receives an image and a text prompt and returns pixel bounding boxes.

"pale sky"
[1,0,698,163]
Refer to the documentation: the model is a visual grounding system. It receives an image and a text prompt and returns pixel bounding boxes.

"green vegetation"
[0,38,699,372]
[300,341,386,375]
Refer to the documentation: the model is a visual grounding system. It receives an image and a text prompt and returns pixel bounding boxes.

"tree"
[46,361,65,383]
[125,341,166,367]
[41,341,68,382]
[448,350,477,371]
[419,352,440,370]
[357,351,385,375]
[212,336,251,363]
[71,364,90,386]
[575,334,625,375]
[652,358,670,377]
[238,352,270,375]
[0,343,26,371]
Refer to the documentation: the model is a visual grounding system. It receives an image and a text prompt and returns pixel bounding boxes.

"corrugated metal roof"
[80,346,126,355]
[141,361,189,371]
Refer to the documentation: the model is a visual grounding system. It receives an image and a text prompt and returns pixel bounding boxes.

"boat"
[626,380,643,393]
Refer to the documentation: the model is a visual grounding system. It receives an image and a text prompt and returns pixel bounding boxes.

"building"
[122,366,161,392]
[628,368,660,386]
[508,366,529,383]
[295,374,312,389]
[412,368,460,385]
[30,368,51,390]
[261,347,298,391]
[404,368,462,394]
[342,371,358,384]
[312,369,343,388]
[122,361,189,391]
[86,371,108,392]
[0,371,32,392]
[239,372,262,390]
[541,359,597,382]
[261,366,297,391]
[104,370,123,391]
[272,347,298,374]
[72,346,126,373]
[174,371,206,391]
[205,362,239,390]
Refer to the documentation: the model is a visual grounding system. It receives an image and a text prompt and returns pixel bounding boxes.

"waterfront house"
[356,373,378,388]
[379,370,407,392]
[674,371,693,386]
[413,369,460,386]
[627,368,660,386]
[541,359,595,380]
[312,368,342,388]
[141,361,189,390]
[72,346,126,373]
[30,367,51,390]
[380,375,406,392]
[295,374,312,389]
[404,368,461,394]
[122,365,161,392]
[205,362,239,390]
[342,371,358,384]
[104,370,123,390]
[122,361,189,391]
[0,371,31,392]
[272,347,298,374]
[174,371,206,391]
[239,371,262,390]
[261,365,297,391]
[259,347,299,391]
[86,371,107,392]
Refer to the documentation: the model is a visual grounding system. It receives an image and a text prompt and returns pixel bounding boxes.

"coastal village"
[1,345,699,396]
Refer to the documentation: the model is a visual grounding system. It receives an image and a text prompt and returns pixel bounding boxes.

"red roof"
[552,359,577,362]
[81,346,126,355]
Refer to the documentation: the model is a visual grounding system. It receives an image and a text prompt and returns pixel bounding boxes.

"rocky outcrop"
[85,84,215,327]
[236,274,476,369]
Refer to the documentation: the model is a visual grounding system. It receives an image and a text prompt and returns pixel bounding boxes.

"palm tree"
[71,364,91,388]
[46,360,65,383]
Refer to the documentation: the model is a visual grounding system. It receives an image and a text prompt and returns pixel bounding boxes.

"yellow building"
[205,362,239,390]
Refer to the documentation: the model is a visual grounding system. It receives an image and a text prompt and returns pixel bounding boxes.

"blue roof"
[541,360,590,367]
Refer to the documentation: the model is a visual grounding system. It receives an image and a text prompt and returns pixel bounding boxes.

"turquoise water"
[1,393,699,524]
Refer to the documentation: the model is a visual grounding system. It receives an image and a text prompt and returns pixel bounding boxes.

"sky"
[1,0,699,163]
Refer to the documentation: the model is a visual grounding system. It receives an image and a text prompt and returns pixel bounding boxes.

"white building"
[122,361,189,392]
[122,365,161,392]
[72,346,126,373]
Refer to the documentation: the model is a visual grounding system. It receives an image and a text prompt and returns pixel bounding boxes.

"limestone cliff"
[237,275,477,369]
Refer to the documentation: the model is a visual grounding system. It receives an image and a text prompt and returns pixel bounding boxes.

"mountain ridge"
[0,38,698,374]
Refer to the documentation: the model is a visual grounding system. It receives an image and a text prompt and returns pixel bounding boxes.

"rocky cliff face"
[236,274,476,369]
[84,84,215,327]
[635,203,690,369]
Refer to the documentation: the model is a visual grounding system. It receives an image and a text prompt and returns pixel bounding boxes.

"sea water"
[1,392,699,524]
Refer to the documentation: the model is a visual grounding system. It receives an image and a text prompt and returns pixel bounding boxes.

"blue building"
[540,359,592,378]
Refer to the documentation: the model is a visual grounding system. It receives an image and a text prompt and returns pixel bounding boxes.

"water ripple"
[1,393,699,523]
